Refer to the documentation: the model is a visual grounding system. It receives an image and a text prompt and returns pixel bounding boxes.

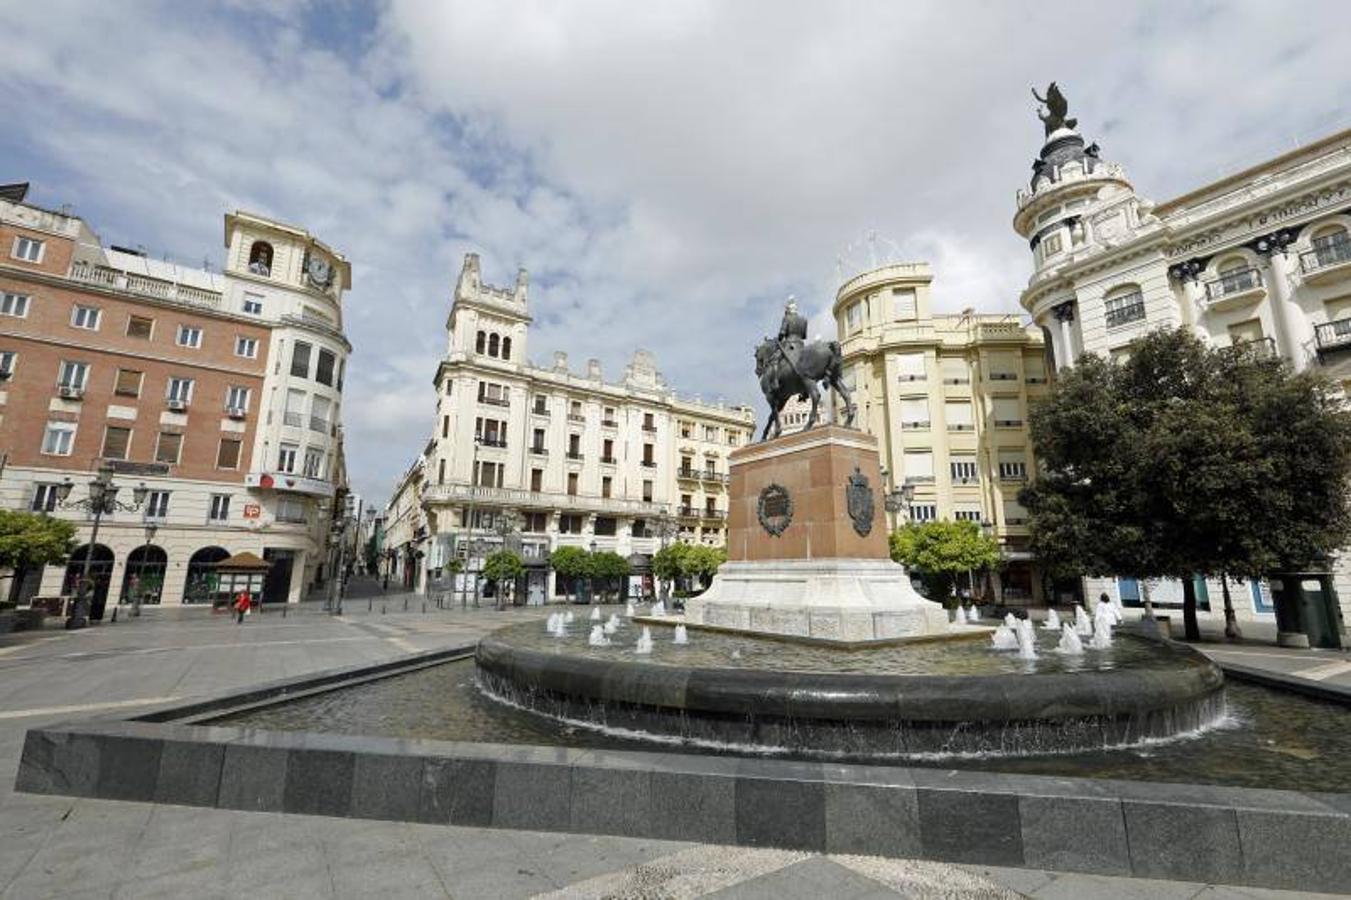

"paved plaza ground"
[0,579,1344,898]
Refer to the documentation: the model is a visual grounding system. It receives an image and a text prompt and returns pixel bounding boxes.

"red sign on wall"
[243,504,262,519]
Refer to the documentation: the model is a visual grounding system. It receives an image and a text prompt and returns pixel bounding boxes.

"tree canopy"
[0,510,75,571]
[680,544,726,586]
[888,520,1000,606]
[481,550,523,586]
[1020,327,1351,639]
[652,542,689,585]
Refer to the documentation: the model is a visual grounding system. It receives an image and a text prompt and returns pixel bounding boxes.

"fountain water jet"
[590,607,601,622]
[1016,619,1038,660]
[991,625,1020,650]
[1057,623,1085,655]
[650,600,666,617]
[588,625,610,647]
[625,601,636,618]
[1075,605,1093,636]
[1044,609,1062,631]
[1090,601,1115,650]
[634,627,653,655]
[673,624,688,644]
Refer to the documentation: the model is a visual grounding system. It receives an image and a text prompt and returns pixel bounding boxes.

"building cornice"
[0,263,258,327]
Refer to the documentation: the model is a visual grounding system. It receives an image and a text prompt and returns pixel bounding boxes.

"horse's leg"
[772,395,786,438]
[831,372,856,427]
[804,381,821,430]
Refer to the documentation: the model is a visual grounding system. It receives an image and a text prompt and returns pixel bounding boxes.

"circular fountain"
[476,615,1225,757]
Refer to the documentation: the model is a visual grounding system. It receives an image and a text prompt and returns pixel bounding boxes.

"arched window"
[184,546,230,604]
[488,333,500,357]
[1215,256,1259,297]
[1312,224,1351,267]
[62,544,115,620]
[501,336,512,360]
[475,330,486,353]
[1103,285,1145,328]
[247,241,273,277]
[120,545,168,606]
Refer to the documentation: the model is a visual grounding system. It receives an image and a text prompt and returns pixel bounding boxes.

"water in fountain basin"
[1044,609,1061,631]
[1056,623,1085,655]
[635,627,653,655]
[673,624,688,644]
[588,625,610,647]
[991,625,1020,650]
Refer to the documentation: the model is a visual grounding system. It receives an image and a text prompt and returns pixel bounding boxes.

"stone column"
[1052,301,1078,366]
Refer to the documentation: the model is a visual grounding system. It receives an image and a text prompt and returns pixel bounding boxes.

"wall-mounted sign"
[243,503,262,519]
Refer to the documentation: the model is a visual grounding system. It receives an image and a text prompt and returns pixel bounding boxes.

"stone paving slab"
[0,595,1346,898]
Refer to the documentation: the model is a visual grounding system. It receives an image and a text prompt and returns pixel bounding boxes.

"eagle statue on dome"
[1032,82,1077,138]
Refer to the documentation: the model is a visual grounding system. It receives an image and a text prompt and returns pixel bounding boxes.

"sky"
[3,0,1349,505]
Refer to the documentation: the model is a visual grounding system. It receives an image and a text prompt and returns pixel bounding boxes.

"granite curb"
[13,659,1351,893]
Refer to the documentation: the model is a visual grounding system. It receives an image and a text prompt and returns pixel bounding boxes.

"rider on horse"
[775,296,809,393]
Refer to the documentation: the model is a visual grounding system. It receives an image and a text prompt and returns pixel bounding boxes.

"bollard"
[381,604,386,615]
[404,597,409,612]
[282,605,288,618]
[368,598,373,612]
[422,601,427,614]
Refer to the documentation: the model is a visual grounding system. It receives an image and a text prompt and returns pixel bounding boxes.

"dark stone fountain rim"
[474,633,1225,724]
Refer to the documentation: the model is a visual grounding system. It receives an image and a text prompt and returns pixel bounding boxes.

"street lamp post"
[464,436,483,609]
[654,511,677,601]
[56,466,148,629]
[133,521,158,618]
[588,538,598,605]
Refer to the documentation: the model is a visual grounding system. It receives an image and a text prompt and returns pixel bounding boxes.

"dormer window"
[247,241,273,277]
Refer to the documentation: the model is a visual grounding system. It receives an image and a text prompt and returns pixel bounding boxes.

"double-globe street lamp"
[56,466,149,629]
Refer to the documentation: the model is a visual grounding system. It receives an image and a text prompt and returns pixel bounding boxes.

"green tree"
[680,544,726,591]
[482,550,523,590]
[888,520,1000,608]
[550,545,591,603]
[0,511,75,607]
[363,535,380,574]
[652,542,690,597]
[1021,328,1351,640]
[589,551,630,601]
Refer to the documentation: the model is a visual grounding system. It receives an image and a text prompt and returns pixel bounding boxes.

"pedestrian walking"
[233,589,252,624]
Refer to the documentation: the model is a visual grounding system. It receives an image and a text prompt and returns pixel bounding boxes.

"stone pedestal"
[685,426,949,643]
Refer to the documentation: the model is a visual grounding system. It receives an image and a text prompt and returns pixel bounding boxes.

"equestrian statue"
[754,296,855,441]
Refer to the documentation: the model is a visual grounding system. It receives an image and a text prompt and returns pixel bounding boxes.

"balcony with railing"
[676,506,700,519]
[1203,267,1265,310]
[477,436,507,449]
[567,412,586,423]
[699,470,729,484]
[640,459,657,468]
[1222,336,1278,359]
[528,445,547,456]
[1315,317,1351,357]
[601,419,618,428]
[641,422,658,433]
[1104,297,1147,328]
[1300,235,1351,285]
[565,451,584,461]
[701,508,726,521]
[478,395,510,408]
[677,467,701,481]
[421,483,667,518]
[69,260,222,310]
[599,455,618,465]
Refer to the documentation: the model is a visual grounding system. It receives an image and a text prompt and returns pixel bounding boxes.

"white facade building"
[1014,109,1351,631]
[395,254,755,602]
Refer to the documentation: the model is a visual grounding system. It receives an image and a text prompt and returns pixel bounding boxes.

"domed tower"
[1013,83,1153,370]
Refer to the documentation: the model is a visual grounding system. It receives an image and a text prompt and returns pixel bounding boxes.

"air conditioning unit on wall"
[167,398,187,411]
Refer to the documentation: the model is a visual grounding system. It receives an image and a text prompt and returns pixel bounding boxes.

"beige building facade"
[392,254,754,601]
[834,262,1052,606]
[1014,110,1351,628]
[0,183,351,610]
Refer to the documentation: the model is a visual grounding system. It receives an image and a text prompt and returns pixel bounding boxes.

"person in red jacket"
[233,590,251,624]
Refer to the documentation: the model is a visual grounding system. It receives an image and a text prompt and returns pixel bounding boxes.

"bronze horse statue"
[754,338,855,441]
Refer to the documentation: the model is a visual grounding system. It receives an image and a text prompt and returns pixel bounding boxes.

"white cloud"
[2,0,1348,502]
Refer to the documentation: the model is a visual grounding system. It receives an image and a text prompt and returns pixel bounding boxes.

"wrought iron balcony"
[1222,336,1278,359]
[676,506,700,519]
[1105,299,1146,328]
[529,445,548,455]
[477,436,507,449]
[1204,267,1264,305]
[641,423,657,432]
[678,467,700,480]
[565,451,584,461]
[1315,317,1351,356]
[700,470,728,483]
[602,419,618,428]
[599,455,618,465]
[1300,236,1351,284]
[701,508,726,520]
[478,395,510,408]
[640,460,657,468]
